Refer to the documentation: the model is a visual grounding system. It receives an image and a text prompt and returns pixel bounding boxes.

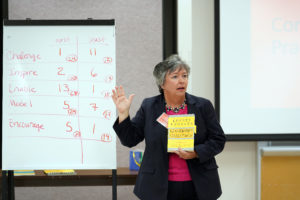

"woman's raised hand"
[112,86,135,123]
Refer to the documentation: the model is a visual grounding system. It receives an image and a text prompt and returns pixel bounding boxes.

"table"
[1,168,137,188]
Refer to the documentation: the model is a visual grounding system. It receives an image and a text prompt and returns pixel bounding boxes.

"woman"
[112,55,226,200]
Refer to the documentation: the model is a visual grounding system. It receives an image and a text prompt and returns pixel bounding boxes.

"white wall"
[178,1,258,199]
[217,142,257,200]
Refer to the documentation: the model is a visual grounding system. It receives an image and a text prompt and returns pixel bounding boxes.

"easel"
[1,18,118,200]
[2,171,15,200]
[2,169,117,200]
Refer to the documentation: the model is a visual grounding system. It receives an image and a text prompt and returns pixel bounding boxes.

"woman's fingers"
[114,85,125,98]
[112,88,117,98]
[119,85,125,97]
[174,148,197,160]
[111,89,117,104]
[115,86,120,97]
[111,86,134,107]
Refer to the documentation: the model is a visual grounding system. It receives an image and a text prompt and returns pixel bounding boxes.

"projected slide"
[220,0,300,137]
[251,0,300,108]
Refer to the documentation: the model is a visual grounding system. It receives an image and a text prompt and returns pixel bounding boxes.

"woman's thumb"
[128,94,135,104]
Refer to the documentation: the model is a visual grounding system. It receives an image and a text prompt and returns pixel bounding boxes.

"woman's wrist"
[118,111,129,123]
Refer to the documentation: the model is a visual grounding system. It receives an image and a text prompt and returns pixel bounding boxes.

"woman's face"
[161,67,188,97]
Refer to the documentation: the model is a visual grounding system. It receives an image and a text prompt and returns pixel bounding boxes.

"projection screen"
[217,0,300,140]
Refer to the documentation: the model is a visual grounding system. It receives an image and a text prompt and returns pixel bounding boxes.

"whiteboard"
[2,20,116,170]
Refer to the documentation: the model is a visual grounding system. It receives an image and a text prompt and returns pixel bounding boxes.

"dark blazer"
[113,93,226,200]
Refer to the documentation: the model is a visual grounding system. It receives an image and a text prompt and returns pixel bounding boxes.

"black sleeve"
[113,101,146,148]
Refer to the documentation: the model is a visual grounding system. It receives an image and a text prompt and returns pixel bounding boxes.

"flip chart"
[2,20,116,170]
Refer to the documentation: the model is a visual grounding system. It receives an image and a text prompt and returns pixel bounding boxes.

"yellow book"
[167,114,196,152]
[44,169,76,176]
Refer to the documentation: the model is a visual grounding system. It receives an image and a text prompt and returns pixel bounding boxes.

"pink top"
[167,105,192,181]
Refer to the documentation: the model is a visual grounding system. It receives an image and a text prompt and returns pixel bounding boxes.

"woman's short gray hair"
[153,54,190,93]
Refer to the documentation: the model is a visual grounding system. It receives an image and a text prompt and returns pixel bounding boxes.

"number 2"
[57,67,65,75]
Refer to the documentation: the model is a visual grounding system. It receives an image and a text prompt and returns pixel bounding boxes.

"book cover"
[167,114,196,152]
[14,170,35,176]
[44,169,77,176]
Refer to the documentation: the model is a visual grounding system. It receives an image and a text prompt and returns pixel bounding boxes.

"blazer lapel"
[153,94,169,154]
[186,93,197,115]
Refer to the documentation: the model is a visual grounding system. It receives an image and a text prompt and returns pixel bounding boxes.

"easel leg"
[112,169,117,200]
[2,171,8,200]
[8,171,15,200]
